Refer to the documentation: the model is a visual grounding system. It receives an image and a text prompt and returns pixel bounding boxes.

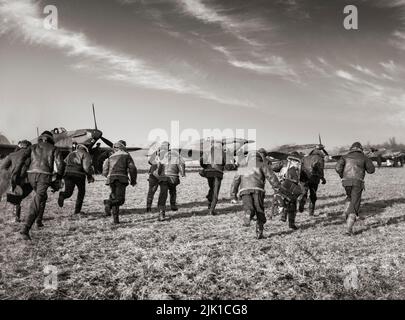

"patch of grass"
[1,168,405,299]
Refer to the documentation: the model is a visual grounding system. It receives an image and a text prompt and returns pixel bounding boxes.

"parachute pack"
[302,153,324,179]
[279,155,304,202]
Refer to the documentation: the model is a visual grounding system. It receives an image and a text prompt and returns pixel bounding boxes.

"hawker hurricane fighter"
[0,105,143,173]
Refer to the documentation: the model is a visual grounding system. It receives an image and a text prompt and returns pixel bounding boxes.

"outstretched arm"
[263,166,280,191]
[365,157,376,174]
[102,158,109,178]
[54,148,65,179]
[335,157,345,178]
[128,156,138,186]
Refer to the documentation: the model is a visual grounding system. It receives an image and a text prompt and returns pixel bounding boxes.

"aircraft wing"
[329,148,377,162]
[0,144,17,158]
[267,151,290,161]
[330,154,343,161]
[267,144,319,161]
[126,147,144,152]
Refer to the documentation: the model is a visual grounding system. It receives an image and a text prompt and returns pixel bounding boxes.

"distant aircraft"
[265,134,329,161]
[0,105,143,173]
[147,137,255,170]
[368,148,405,167]
[329,146,405,167]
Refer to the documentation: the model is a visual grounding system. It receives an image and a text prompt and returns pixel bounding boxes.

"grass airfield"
[1,165,405,300]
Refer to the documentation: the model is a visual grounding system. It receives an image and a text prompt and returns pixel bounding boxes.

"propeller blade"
[92,103,98,130]
[100,136,114,148]
[317,133,329,156]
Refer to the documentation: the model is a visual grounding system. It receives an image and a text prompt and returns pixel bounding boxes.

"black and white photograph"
[1,0,405,306]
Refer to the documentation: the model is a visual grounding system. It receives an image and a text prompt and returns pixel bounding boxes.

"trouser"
[271,193,284,216]
[25,173,51,230]
[286,200,297,226]
[60,175,86,213]
[158,181,177,212]
[206,177,222,211]
[108,181,127,209]
[344,185,363,217]
[15,183,33,220]
[146,175,159,209]
[241,191,266,226]
[299,179,320,212]
[279,197,297,226]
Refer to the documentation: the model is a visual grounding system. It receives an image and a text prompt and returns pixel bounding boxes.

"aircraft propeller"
[318,133,329,156]
[92,104,114,148]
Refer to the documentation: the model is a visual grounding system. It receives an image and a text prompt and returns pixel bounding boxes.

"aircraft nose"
[93,130,103,140]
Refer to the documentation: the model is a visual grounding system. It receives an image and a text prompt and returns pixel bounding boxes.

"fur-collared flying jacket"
[230,152,280,198]
[102,150,137,185]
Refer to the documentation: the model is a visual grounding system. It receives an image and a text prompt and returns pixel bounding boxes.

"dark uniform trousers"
[286,199,298,226]
[274,194,297,227]
[19,183,33,201]
[158,180,177,212]
[344,185,363,217]
[146,175,159,209]
[26,173,51,229]
[241,190,266,225]
[207,177,222,210]
[60,175,86,213]
[299,177,320,210]
[109,180,127,210]
[15,183,33,220]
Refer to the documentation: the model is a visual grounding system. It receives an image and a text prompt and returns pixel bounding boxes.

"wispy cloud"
[0,0,252,107]
[119,0,299,82]
[334,69,405,112]
[350,65,378,78]
[175,0,300,81]
[336,70,357,82]
[380,60,397,73]
[213,46,297,80]
[176,0,265,47]
[304,58,330,77]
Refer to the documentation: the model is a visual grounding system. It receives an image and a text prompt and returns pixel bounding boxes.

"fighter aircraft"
[367,148,405,167]
[329,146,405,167]
[265,135,329,161]
[0,105,143,173]
[147,137,255,170]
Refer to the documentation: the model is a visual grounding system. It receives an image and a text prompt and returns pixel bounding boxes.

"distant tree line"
[329,137,405,155]
[364,137,405,150]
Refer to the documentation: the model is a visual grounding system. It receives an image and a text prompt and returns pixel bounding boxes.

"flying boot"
[298,199,306,213]
[57,193,64,208]
[15,205,21,223]
[112,206,120,224]
[288,212,298,230]
[309,202,315,216]
[158,210,166,222]
[256,222,264,240]
[345,213,356,236]
[104,200,112,217]
[243,211,252,227]
[20,225,31,241]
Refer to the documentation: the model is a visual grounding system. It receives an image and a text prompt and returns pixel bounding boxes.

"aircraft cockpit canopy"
[52,127,67,135]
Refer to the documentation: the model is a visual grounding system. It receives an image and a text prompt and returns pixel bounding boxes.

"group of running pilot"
[1,130,375,240]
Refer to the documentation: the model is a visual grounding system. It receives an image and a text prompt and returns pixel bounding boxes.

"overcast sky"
[1,0,405,148]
